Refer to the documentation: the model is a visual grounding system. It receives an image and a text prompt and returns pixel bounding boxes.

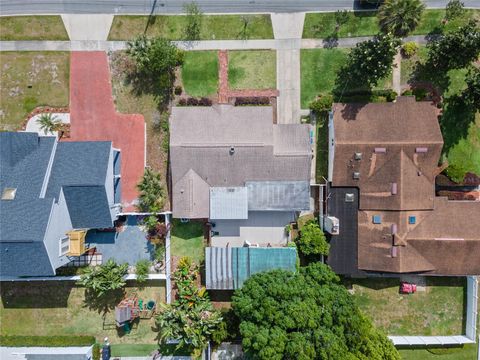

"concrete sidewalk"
[0,35,429,52]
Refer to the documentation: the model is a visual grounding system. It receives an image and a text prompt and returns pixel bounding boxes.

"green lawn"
[400,46,429,85]
[108,14,273,40]
[0,280,165,344]
[399,344,478,360]
[170,219,205,264]
[300,48,392,108]
[0,52,70,131]
[302,9,480,38]
[180,51,218,97]
[345,277,465,336]
[0,16,69,40]
[228,50,276,90]
[111,344,159,357]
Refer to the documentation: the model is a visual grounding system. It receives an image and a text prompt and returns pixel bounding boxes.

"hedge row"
[234,97,270,106]
[0,335,96,347]
[177,97,212,106]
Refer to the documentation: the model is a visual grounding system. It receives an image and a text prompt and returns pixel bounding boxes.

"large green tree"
[426,20,480,72]
[378,0,425,37]
[295,220,330,257]
[126,36,184,103]
[232,263,400,360]
[336,33,400,90]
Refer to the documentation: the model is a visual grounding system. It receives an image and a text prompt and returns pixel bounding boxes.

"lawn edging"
[0,335,95,347]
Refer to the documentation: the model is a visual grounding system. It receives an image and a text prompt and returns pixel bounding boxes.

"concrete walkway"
[392,50,402,95]
[272,12,305,124]
[0,35,429,52]
[61,14,113,41]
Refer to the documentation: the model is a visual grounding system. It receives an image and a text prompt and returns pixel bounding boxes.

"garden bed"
[108,14,273,40]
[0,52,70,131]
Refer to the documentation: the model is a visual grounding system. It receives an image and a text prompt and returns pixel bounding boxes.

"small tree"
[336,33,401,90]
[239,15,252,40]
[378,0,425,37]
[155,257,222,358]
[309,94,333,115]
[296,220,330,257]
[183,1,203,41]
[77,259,128,298]
[426,20,480,72]
[135,259,151,283]
[334,10,350,30]
[445,0,465,21]
[137,168,165,212]
[401,41,419,57]
[37,113,62,135]
[464,66,480,110]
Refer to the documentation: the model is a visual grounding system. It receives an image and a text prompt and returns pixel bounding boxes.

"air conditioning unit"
[324,216,339,235]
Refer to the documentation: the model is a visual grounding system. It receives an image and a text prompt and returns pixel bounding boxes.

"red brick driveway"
[69,51,145,211]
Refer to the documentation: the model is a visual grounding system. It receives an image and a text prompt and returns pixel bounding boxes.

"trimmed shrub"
[174,85,183,95]
[413,87,428,101]
[92,343,101,360]
[309,94,334,114]
[0,335,95,347]
[402,42,419,58]
[183,97,213,106]
[135,259,151,283]
[234,97,270,106]
[177,98,187,106]
[402,89,414,96]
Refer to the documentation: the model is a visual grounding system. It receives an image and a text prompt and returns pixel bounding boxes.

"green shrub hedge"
[0,335,96,347]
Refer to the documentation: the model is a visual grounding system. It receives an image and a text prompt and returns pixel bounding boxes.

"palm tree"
[36,113,62,135]
[378,0,425,37]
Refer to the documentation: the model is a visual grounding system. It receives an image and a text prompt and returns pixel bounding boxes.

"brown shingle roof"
[332,98,480,275]
[170,105,311,219]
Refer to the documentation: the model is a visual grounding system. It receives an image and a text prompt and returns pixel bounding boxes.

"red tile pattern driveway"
[68,51,145,211]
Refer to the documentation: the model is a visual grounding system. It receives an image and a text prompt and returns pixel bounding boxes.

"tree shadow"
[323,32,339,49]
[83,288,125,316]
[0,281,74,308]
[439,94,476,154]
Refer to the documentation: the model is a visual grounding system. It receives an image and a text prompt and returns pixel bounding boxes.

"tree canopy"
[295,220,330,257]
[137,168,165,212]
[378,0,425,37]
[465,66,480,110]
[232,263,400,360]
[77,259,128,298]
[335,33,400,91]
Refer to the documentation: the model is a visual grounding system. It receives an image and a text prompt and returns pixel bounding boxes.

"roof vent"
[229,146,235,155]
[345,193,355,202]
[391,246,398,258]
[416,147,428,153]
[391,182,397,195]
[374,147,386,154]
[391,223,397,234]
[353,172,360,180]
[354,152,362,160]
[1,188,16,200]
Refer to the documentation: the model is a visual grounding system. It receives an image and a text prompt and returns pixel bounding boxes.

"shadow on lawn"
[1,281,74,308]
[83,288,125,316]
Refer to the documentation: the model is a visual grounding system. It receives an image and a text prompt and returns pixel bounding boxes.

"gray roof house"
[0,132,121,278]
[170,105,312,246]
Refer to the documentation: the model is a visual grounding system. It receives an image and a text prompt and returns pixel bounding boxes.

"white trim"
[0,274,167,281]
[39,136,58,198]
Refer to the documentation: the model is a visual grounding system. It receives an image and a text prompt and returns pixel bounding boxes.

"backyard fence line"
[389,276,478,347]
[0,274,167,282]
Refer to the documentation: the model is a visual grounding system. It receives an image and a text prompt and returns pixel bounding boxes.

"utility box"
[324,216,339,235]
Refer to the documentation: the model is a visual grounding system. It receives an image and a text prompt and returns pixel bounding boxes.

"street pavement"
[0,0,478,15]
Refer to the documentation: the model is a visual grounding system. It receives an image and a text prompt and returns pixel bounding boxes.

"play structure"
[114,293,156,333]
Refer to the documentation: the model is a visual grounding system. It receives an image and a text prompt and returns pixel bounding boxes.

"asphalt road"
[0,0,479,15]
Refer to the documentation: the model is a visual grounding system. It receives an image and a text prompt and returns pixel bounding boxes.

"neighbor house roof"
[0,132,114,278]
[170,105,311,218]
[205,246,297,289]
[329,97,480,275]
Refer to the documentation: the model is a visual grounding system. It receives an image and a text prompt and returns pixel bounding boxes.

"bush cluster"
[177,97,212,106]
[234,97,270,106]
[402,42,419,58]
[0,335,96,347]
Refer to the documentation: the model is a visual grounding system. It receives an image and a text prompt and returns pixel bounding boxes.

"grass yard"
[170,220,206,264]
[400,46,429,85]
[111,344,159,357]
[302,9,480,38]
[0,52,70,131]
[399,344,478,360]
[181,51,218,97]
[108,14,273,40]
[0,16,69,40]
[300,48,392,108]
[109,51,170,208]
[346,277,465,336]
[228,50,276,90]
[0,280,165,344]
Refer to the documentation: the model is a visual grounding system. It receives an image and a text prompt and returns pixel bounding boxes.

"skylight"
[1,188,17,200]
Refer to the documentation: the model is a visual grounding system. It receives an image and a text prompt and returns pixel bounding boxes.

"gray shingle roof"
[45,141,111,199]
[170,105,311,218]
[63,186,113,229]
[0,241,54,277]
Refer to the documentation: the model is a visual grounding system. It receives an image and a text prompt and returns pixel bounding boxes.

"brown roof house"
[170,105,312,247]
[325,97,480,276]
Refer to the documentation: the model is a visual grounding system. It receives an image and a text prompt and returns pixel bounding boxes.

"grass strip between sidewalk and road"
[0,16,69,40]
